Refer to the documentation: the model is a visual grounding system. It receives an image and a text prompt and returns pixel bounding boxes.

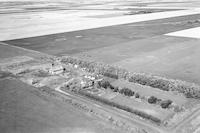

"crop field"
[5,14,200,56]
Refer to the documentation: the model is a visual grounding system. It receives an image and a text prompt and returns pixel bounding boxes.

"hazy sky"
[0,0,192,1]
[0,0,194,3]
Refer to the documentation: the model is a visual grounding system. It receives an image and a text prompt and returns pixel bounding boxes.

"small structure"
[80,75,95,88]
[84,75,95,80]
[49,63,64,75]
[74,64,78,68]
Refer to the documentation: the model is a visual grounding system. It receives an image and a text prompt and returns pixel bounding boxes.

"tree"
[113,87,119,92]
[148,96,157,104]
[119,87,134,96]
[109,84,115,90]
[135,93,140,98]
[160,100,172,109]
[99,80,110,89]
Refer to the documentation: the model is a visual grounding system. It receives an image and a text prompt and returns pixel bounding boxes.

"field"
[4,13,200,84]
[111,95,173,121]
[93,87,175,122]
[1,53,199,132]
[1,0,200,133]
[5,14,200,56]
[112,79,187,105]
[0,79,121,133]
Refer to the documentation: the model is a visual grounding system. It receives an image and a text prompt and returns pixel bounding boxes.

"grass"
[112,79,187,106]
[78,90,162,124]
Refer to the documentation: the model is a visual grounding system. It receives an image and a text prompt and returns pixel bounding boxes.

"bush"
[99,80,111,89]
[160,100,172,109]
[113,87,119,92]
[109,84,115,90]
[135,93,140,98]
[128,75,170,91]
[119,87,134,96]
[148,96,158,104]
[103,72,118,79]
[98,80,116,91]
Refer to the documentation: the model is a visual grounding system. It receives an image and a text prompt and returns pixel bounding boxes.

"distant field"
[5,14,200,56]
[166,26,200,38]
